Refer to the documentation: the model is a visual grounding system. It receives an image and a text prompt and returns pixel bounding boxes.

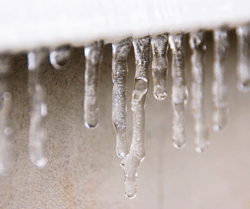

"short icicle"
[236,24,250,92]
[84,41,104,128]
[120,36,151,199]
[49,45,71,70]
[189,31,209,153]
[169,33,188,149]
[212,28,229,132]
[28,49,48,168]
[112,38,132,158]
[151,34,169,100]
[0,55,13,176]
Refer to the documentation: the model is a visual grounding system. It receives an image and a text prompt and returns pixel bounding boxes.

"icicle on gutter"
[120,36,151,199]
[49,45,71,70]
[0,55,12,176]
[169,33,188,149]
[84,41,104,128]
[151,34,169,100]
[112,38,132,158]
[212,28,229,132]
[236,24,250,92]
[189,31,209,153]
[28,49,48,168]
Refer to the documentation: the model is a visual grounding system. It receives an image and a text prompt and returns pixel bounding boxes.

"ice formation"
[120,36,151,199]
[189,31,209,153]
[112,38,132,158]
[28,49,48,168]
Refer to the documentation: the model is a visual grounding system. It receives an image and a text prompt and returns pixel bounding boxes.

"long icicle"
[212,28,229,132]
[84,41,104,128]
[0,55,12,175]
[28,49,48,168]
[120,36,151,199]
[49,45,71,70]
[112,38,132,158]
[236,24,250,92]
[169,33,188,149]
[151,34,169,100]
[190,31,209,153]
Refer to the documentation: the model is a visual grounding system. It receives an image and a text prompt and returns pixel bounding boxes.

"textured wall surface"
[0,32,250,208]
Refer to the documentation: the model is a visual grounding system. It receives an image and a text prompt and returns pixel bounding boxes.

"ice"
[169,33,188,149]
[112,38,132,158]
[0,55,12,176]
[49,45,71,70]
[120,36,151,199]
[189,31,209,153]
[151,34,169,100]
[28,49,48,168]
[84,41,104,128]
[236,24,250,92]
[212,28,229,132]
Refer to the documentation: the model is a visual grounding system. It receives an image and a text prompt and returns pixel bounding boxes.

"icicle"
[0,55,12,176]
[112,38,132,158]
[236,24,250,92]
[49,45,71,70]
[151,34,169,100]
[28,49,48,168]
[189,31,209,153]
[169,33,188,149]
[84,41,104,128]
[212,28,229,132]
[120,36,151,199]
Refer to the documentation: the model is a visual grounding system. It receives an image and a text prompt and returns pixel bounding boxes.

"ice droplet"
[28,49,48,168]
[236,24,250,92]
[212,28,229,132]
[112,38,132,158]
[151,34,169,100]
[84,41,104,128]
[189,31,209,153]
[49,45,71,70]
[169,33,188,149]
[0,55,12,176]
[121,36,151,199]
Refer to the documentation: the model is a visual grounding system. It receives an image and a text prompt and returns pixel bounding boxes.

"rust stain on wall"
[61,174,76,209]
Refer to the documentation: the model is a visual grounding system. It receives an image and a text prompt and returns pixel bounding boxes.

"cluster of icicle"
[0,24,250,199]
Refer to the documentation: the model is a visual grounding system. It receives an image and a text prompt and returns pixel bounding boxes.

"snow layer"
[0,0,250,52]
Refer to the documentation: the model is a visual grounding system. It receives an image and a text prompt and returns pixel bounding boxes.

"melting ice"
[169,33,188,149]
[112,38,132,158]
[28,49,48,168]
[189,31,209,153]
[212,28,229,132]
[120,36,151,199]
[84,41,104,128]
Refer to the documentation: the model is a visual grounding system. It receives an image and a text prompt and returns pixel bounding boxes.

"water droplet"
[4,127,12,136]
[49,45,71,70]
